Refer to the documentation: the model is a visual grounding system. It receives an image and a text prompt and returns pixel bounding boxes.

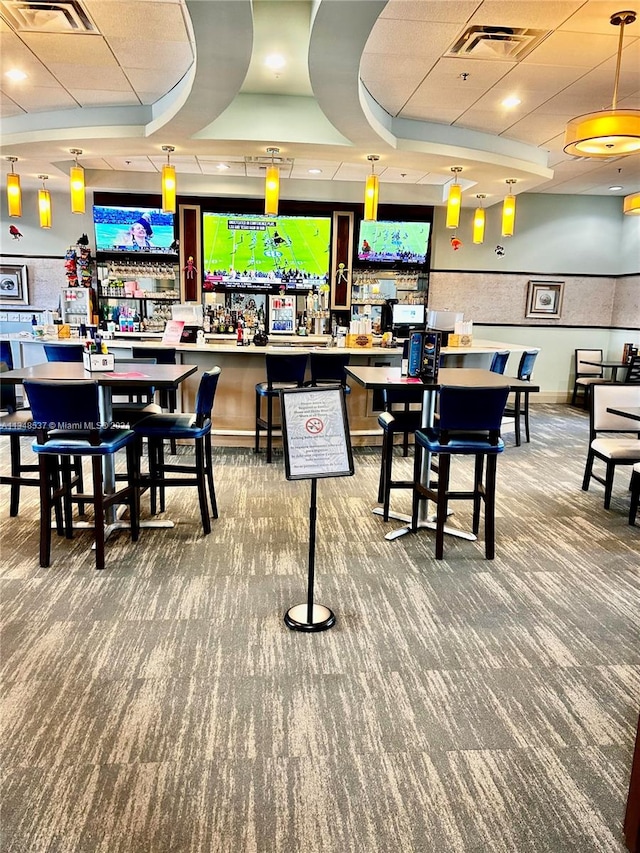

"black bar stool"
[377,386,423,521]
[255,354,308,462]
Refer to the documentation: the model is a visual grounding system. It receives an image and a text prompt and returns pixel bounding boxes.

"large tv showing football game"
[356,219,431,265]
[202,212,331,286]
[93,205,176,253]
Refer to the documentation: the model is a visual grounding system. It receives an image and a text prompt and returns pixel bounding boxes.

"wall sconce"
[623,192,640,214]
[6,156,21,218]
[38,175,52,229]
[446,167,463,229]
[564,11,640,157]
[473,194,486,244]
[501,180,517,237]
[265,147,280,216]
[69,148,85,214]
[364,154,380,222]
[161,145,176,214]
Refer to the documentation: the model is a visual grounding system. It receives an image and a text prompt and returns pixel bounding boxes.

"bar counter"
[6,335,536,446]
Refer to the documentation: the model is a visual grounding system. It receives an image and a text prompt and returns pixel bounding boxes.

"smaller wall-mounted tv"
[392,303,425,328]
[357,219,431,265]
[93,205,176,253]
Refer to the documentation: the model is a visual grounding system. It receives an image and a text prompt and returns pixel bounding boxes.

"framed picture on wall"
[0,264,28,305]
[526,280,564,319]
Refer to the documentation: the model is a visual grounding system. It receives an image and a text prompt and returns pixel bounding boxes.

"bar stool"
[377,386,423,521]
[411,384,510,560]
[255,354,308,462]
[630,463,640,525]
[502,349,538,446]
[132,346,179,452]
[23,379,140,571]
[133,368,221,534]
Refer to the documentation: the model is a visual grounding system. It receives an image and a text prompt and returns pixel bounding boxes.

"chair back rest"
[0,341,14,371]
[43,343,84,362]
[517,349,538,381]
[490,351,509,374]
[23,379,101,439]
[575,348,603,377]
[0,360,17,413]
[625,355,640,383]
[195,367,222,423]
[383,385,424,410]
[309,352,350,385]
[438,385,510,444]
[590,383,640,434]
[265,353,308,386]
[132,346,177,365]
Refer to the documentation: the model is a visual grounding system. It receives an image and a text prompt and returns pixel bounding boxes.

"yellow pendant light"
[265,147,280,216]
[38,175,52,229]
[623,192,640,214]
[364,154,380,222]
[564,11,640,158]
[473,194,486,244]
[161,145,176,214]
[501,180,517,237]
[6,156,22,218]
[69,148,85,214]
[446,167,463,229]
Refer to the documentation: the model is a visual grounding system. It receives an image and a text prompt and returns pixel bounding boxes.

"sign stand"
[280,385,354,632]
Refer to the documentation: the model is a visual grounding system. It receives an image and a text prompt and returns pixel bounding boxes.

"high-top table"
[345,366,540,541]
[581,359,631,382]
[1,361,198,534]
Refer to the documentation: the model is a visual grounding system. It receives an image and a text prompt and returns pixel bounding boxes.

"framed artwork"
[526,280,564,319]
[0,264,28,305]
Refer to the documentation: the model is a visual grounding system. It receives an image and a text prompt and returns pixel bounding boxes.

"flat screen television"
[392,303,425,328]
[357,219,431,265]
[202,212,331,286]
[93,205,176,253]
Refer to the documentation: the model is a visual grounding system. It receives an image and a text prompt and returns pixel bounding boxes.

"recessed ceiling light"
[5,69,27,81]
[609,185,623,191]
[308,168,322,175]
[217,163,230,171]
[265,53,286,71]
[501,95,521,108]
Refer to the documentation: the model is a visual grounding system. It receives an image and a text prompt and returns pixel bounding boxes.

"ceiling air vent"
[0,0,97,33]
[447,26,549,61]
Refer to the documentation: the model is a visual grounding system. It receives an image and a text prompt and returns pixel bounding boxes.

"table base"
[372,506,477,543]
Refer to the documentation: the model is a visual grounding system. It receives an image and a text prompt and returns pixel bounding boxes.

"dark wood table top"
[0,362,198,389]
[345,366,540,392]
[606,406,640,422]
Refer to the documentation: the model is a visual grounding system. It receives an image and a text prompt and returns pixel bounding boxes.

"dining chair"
[629,463,640,525]
[411,384,510,560]
[43,343,84,362]
[133,368,221,534]
[23,378,140,570]
[489,350,509,374]
[377,385,424,521]
[625,355,640,383]
[255,353,308,462]
[306,352,351,393]
[502,349,538,446]
[571,348,607,408]
[581,383,640,510]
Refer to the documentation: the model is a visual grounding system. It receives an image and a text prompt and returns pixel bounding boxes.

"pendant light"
[6,156,21,218]
[446,167,463,229]
[264,147,280,216]
[38,175,52,229]
[564,11,640,157]
[69,148,85,214]
[624,192,640,214]
[501,180,517,237]
[364,154,380,222]
[472,194,486,244]
[161,145,176,214]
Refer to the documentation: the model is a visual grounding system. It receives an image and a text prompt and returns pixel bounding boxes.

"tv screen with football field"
[203,213,331,284]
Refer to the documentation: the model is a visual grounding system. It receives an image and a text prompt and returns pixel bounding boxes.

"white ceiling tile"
[124,66,190,97]
[110,38,193,72]
[83,1,190,42]
[524,30,622,66]
[19,32,115,65]
[4,85,78,111]
[365,19,462,57]
[46,63,133,92]
[380,1,479,24]
[466,1,585,30]
[103,156,157,172]
[68,89,141,107]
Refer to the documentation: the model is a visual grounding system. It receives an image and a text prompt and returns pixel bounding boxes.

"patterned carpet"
[1,404,638,853]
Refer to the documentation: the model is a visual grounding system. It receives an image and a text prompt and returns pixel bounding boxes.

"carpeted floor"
[1,403,638,853]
